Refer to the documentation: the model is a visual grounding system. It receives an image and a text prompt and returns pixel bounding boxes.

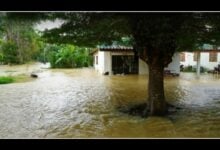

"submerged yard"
[1,63,220,138]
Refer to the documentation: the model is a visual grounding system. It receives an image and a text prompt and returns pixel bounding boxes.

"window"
[193,52,198,61]
[180,53,185,62]
[209,52,217,62]
[96,56,98,64]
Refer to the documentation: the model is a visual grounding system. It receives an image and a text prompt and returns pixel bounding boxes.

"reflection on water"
[1,64,220,138]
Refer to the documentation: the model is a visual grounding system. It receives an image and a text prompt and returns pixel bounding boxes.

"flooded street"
[1,64,220,138]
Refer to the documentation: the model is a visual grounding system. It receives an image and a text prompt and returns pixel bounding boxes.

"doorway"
[112,55,138,74]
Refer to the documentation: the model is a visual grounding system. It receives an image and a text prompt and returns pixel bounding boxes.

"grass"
[0,76,14,84]
[4,70,17,73]
[0,74,34,84]
[14,74,34,83]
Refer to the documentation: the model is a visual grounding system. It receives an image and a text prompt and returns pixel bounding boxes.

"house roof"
[90,48,98,55]
[90,46,134,55]
[98,46,133,52]
[199,44,220,50]
[98,45,133,50]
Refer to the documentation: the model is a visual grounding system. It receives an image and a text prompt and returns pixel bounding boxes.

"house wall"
[139,59,148,75]
[139,52,180,75]
[94,51,112,74]
[165,52,180,74]
[94,51,180,75]
[180,52,220,70]
[181,52,196,66]
[103,51,112,74]
[93,52,99,71]
[93,51,105,74]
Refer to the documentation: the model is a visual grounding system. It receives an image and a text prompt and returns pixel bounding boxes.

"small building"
[91,46,180,75]
[180,45,220,71]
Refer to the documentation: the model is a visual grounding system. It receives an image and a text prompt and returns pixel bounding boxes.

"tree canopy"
[41,13,220,48]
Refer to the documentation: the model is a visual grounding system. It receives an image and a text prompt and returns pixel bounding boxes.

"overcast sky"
[34,19,64,31]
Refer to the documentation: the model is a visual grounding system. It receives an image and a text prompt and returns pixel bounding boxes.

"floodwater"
[1,63,220,138]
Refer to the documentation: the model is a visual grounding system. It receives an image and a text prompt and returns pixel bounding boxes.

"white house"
[92,46,180,75]
[180,51,220,70]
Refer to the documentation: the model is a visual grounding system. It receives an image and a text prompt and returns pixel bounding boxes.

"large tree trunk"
[130,14,180,116]
[148,60,167,116]
[138,47,174,116]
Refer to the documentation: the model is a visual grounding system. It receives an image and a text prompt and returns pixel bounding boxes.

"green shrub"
[200,66,209,73]
[45,44,93,68]
[182,65,209,73]
[1,41,19,64]
[182,65,194,72]
[0,53,3,63]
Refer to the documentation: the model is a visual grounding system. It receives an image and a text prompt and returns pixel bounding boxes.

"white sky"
[34,19,64,31]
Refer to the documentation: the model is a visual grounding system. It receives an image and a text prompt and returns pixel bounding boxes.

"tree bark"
[147,60,167,116]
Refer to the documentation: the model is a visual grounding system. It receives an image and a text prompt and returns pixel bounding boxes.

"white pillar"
[196,51,201,77]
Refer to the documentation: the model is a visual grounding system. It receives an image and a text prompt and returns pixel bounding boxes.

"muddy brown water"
[1,63,220,138]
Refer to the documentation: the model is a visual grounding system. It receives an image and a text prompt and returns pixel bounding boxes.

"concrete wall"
[180,52,196,67]
[139,59,148,75]
[180,52,220,70]
[94,51,112,74]
[103,51,112,74]
[93,52,99,71]
[165,52,180,74]
[93,51,105,74]
[139,52,180,75]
